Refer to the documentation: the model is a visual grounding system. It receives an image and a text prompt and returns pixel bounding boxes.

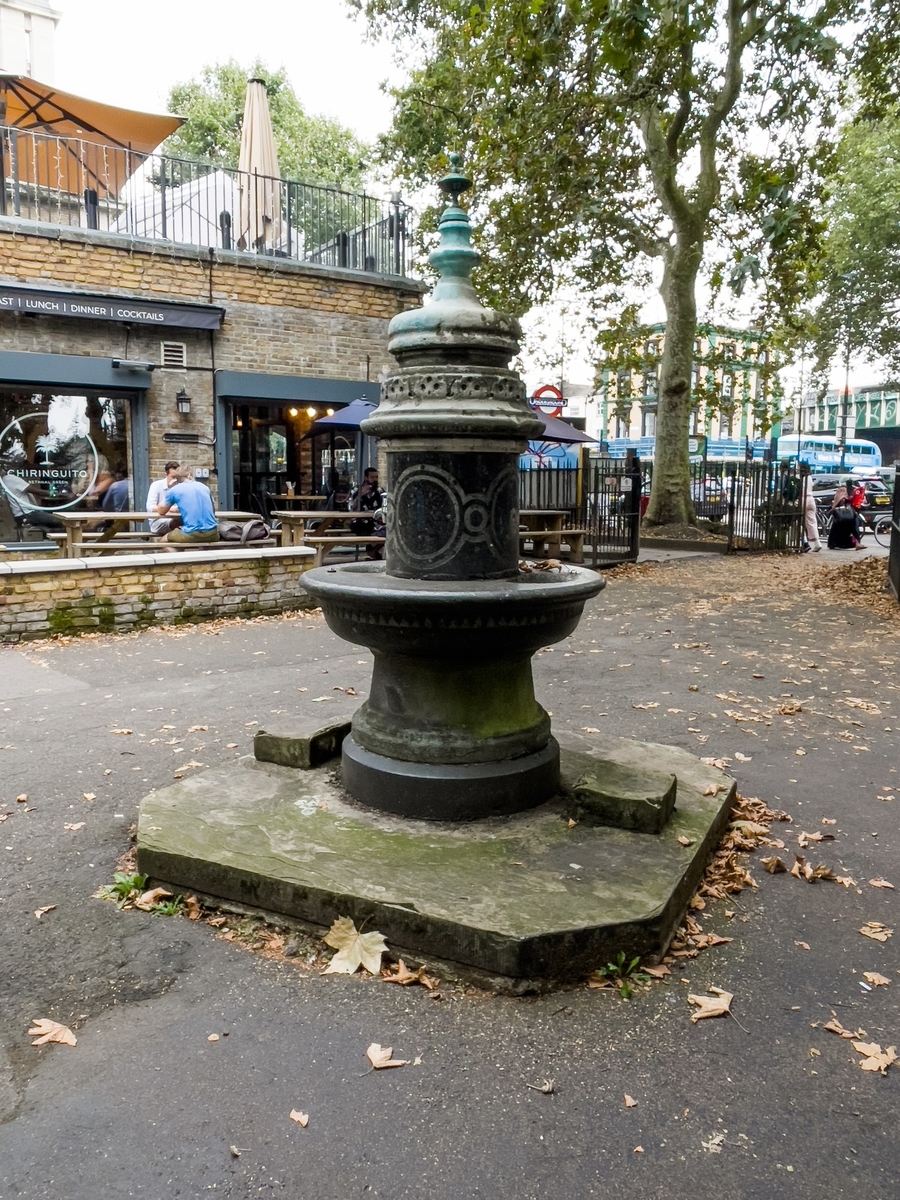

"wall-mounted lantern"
[175,388,192,416]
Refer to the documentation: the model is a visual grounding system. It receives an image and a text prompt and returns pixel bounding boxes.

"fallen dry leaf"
[677,835,695,847]
[187,724,208,732]
[133,887,172,911]
[761,856,787,874]
[869,878,895,890]
[852,1040,897,1074]
[109,729,133,736]
[632,702,659,710]
[835,875,858,888]
[366,1043,408,1070]
[581,726,600,734]
[823,1017,862,1039]
[16,793,27,803]
[633,1146,644,1154]
[184,895,201,920]
[33,905,56,920]
[864,971,891,987]
[82,792,96,802]
[795,940,811,951]
[381,959,439,989]
[734,752,752,762]
[624,1094,638,1108]
[688,986,734,1022]
[63,822,85,832]
[643,964,671,979]
[207,1034,219,1043]
[28,1018,76,1047]
[860,922,893,943]
[289,1109,309,1127]
[323,917,388,976]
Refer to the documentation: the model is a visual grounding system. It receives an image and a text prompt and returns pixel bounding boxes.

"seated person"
[101,466,130,513]
[349,467,385,560]
[156,466,219,544]
[1,473,63,531]
[146,461,181,536]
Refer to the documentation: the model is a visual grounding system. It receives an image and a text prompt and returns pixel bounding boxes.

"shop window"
[0,388,133,539]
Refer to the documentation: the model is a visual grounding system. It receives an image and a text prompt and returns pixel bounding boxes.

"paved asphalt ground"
[1,550,898,1199]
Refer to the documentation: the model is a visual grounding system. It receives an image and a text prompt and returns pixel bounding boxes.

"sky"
[49,0,872,396]
[53,0,399,144]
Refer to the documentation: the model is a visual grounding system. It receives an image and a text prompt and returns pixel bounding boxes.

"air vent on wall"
[160,341,187,369]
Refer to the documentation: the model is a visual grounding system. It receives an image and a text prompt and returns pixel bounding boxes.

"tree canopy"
[352,0,859,522]
[813,109,900,382]
[164,60,369,191]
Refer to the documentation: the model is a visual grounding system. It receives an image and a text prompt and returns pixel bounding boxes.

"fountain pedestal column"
[302,156,604,820]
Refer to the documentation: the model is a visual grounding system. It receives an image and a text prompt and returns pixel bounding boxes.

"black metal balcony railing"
[0,125,413,277]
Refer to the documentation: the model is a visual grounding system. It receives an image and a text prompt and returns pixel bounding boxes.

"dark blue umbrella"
[306,399,376,435]
[533,411,596,444]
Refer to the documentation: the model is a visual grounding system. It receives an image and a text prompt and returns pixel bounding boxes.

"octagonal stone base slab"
[136,733,736,987]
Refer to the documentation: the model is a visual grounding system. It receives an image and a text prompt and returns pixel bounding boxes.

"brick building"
[0,80,423,540]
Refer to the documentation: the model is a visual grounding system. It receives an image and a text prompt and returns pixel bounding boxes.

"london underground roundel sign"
[530,384,564,419]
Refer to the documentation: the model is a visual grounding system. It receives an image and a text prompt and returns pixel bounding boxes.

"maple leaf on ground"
[869,878,895,890]
[366,1043,408,1069]
[863,972,891,987]
[289,1109,309,1127]
[835,876,857,888]
[852,1040,898,1074]
[323,917,387,975]
[761,856,787,874]
[133,887,172,911]
[688,986,734,1023]
[184,895,201,920]
[33,905,56,920]
[860,922,893,943]
[28,1019,76,1047]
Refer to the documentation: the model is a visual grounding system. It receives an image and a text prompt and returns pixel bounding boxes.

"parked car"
[691,478,728,521]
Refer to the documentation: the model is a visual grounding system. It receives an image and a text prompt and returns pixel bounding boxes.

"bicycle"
[816,504,893,547]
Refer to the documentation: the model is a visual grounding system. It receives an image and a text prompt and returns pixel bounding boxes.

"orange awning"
[0,76,183,197]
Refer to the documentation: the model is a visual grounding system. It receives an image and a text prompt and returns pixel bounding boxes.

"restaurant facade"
[0,216,423,540]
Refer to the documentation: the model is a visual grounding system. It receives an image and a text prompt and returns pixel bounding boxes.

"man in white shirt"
[146,461,181,535]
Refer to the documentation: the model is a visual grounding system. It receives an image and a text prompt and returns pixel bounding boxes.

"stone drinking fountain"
[301,155,605,820]
[137,159,736,986]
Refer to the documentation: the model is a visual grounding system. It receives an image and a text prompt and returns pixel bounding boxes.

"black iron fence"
[0,125,413,276]
[888,469,900,601]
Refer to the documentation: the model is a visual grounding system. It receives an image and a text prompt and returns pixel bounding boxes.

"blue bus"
[775,435,882,472]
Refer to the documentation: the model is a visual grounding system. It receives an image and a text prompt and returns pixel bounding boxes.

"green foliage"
[97,872,147,908]
[164,59,369,190]
[592,952,650,1000]
[351,0,854,521]
[812,108,900,382]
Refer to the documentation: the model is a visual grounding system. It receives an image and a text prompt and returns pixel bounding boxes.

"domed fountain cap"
[387,153,522,364]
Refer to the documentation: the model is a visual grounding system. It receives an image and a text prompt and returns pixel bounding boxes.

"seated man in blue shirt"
[155,466,219,544]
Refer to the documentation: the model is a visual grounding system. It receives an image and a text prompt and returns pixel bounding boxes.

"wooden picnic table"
[55,510,257,558]
[271,510,361,547]
[268,494,325,509]
[519,509,567,557]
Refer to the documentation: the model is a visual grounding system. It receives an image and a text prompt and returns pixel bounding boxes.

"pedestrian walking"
[802,480,822,552]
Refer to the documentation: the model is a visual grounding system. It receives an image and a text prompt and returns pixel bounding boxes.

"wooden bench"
[304,535,385,567]
[518,528,587,564]
[67,537,281,555]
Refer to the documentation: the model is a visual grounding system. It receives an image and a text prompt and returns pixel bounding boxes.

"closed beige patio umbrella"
[237,78,282,252]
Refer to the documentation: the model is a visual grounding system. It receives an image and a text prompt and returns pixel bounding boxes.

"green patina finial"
[430,151,479,301]
[438,152,472,209]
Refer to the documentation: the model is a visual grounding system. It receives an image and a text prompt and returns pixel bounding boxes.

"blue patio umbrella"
[305,398,377,435]
[533,411,596,444]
